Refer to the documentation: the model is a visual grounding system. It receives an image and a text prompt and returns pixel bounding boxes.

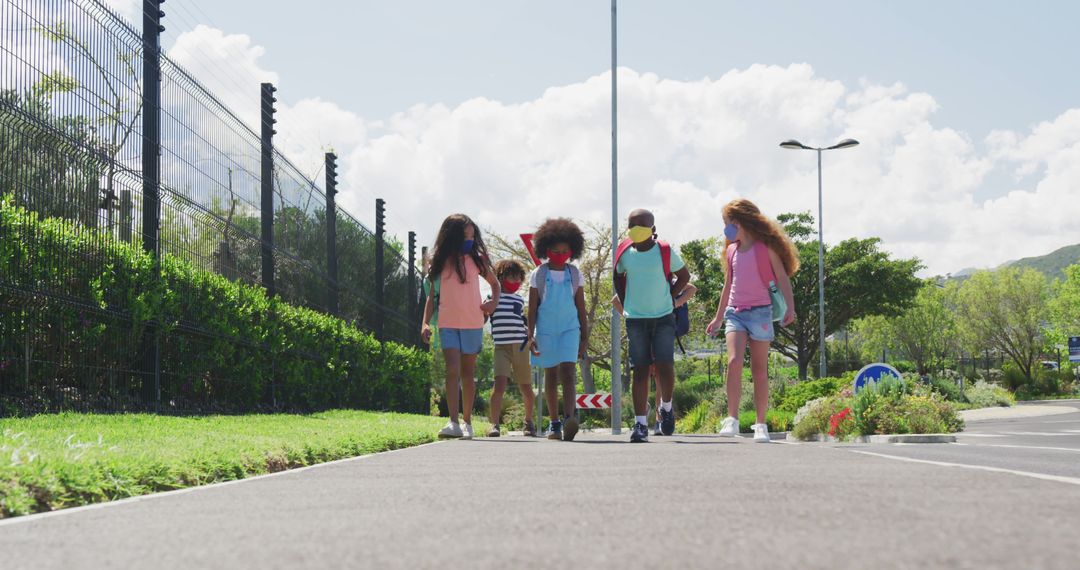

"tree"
[1050,263,1080,343]
[887,281,960,375]
[956,267,1049,384]
[773,212,923,379]
[679,237,726,349]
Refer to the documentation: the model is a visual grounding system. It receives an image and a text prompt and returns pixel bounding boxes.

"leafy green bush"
[737,409,794,433]
[791,396,849,440]
[965,380,1015,408]
[927,375,967,403]
[776,377,845,413]
[0,198,429,415]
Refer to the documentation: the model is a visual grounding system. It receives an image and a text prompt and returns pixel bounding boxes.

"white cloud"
[161,26,1080,277]
[101,0,140,24]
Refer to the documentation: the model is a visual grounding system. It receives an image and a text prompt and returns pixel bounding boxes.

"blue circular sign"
[853,363,903,392]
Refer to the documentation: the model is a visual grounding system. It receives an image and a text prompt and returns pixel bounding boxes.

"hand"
[528,337,541,356]
[480,300,498,315]
[782,308,796,327]
[578,341,588,360]
[420,324,432,345]
[706,317,722,337]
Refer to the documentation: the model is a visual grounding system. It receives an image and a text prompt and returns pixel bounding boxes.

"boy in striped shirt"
[487,259,536,437]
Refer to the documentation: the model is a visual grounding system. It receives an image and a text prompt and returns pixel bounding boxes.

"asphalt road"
[3,405,1080,569]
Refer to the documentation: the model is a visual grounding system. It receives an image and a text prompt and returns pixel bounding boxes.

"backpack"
[533,263,582,302]
[725,241,787,322]
[613,239,692,348]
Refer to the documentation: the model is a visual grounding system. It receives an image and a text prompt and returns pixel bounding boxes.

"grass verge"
[1,410,465,519]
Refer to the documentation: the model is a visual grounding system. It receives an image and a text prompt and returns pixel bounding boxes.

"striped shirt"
[489,293,528,345]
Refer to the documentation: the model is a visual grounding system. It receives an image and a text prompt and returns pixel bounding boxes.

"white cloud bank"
[168,26,1080,277]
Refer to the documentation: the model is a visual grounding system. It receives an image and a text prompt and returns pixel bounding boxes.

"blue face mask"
[723,223,739,241]
[461,239,475,254]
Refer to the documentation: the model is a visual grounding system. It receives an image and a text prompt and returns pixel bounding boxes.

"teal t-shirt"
[616,244,685,319]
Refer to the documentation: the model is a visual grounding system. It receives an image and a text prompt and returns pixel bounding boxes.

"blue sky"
[103,0,1080,275]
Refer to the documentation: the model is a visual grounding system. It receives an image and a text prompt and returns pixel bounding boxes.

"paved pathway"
[4,406,1080,569]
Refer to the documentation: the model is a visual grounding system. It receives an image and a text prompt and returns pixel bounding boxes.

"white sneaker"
[438,421,463,439]
[718,416,739,437]
[462,423,474,440]
[751,423,771,443]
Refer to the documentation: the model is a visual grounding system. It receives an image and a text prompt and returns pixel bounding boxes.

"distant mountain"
[1007,243,1080,280]
[947,243,1080,282]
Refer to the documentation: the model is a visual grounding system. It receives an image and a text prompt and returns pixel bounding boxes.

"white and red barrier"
[575,393,612,409]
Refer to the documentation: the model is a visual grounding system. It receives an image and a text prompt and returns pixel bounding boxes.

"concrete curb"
[797,433,956,443]
[960,404,1078,422]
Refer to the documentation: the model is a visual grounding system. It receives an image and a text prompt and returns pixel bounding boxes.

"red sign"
[575,393,613,409]
[520,233,541,266]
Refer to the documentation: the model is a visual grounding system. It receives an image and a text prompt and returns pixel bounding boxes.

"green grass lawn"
[0,411,470,519]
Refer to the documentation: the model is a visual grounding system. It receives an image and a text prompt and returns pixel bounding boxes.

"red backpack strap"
[753,241,777,285]
[613,238,635,273]
[658,240,672,282]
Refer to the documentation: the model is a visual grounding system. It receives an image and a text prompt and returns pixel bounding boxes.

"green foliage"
[776,377,845,413]
[926,376,967,403]
[0,199,429,414]
[737,409,794,433]
[965,380,1015,408]
[0,411,453,518]
[1009,244,1080,281]
[792,378,963,439]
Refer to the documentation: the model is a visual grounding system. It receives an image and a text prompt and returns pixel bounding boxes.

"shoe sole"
[488,432,501,437]
[562,418,579,442]
[630,437,648,443]
[546,433,561,440]
[438,433,462,439]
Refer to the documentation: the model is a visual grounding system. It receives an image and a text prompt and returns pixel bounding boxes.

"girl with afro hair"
[526,217,588,441]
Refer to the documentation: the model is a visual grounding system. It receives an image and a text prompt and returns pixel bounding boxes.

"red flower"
[828,407,852,437]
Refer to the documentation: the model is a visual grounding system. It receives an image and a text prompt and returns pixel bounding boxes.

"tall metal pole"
[260,83,278,297]
[817,149,826,378]
[375,198,386,341]
[325,152,339,316]
[609,0,622,434]
[141,0,164,410]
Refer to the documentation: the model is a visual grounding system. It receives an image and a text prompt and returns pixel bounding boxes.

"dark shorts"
[626,313,676,368]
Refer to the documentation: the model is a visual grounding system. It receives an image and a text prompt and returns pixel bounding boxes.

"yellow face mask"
[628,225,653,243]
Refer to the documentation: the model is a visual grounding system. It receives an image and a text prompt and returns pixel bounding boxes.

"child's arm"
[421,280,435,344]
[480,262,500,315]
[574,285,589,360]
[768,247,796,326]
[670,266,691,302]
[527,287,541,355]
[611,293,624,315]
[674,283,698,308]
[707,261,733,337]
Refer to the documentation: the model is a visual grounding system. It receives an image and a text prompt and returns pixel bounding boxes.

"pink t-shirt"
[438,256,485,329]
[727,242,772,311]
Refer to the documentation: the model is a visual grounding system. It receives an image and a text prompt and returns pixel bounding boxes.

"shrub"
[965,380,1015,408]
[777,377,845,413]
[791,396,850,440]
[927,375,967,403]
[0,198,429,415]
[737,409,794,433]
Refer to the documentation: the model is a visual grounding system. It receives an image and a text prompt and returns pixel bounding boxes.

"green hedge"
[0,198,428,414]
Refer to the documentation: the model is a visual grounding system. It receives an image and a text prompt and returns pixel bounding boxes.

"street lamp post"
[779,138,859,378]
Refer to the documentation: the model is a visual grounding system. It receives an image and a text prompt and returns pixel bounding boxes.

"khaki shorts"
[494,343,532,385]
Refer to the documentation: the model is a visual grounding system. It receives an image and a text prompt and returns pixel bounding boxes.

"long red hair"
[722,199,800,276]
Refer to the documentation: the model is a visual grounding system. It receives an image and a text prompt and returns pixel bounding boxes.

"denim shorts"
[724,306,774,342]
[626,313,676,368]
[439,327,484,354]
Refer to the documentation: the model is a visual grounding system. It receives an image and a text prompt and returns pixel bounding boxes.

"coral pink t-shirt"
[438,256,485,329]
[727,242,772,311]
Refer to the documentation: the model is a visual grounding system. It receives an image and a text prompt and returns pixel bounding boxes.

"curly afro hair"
[494,259,528,281]
[533,217,585,260]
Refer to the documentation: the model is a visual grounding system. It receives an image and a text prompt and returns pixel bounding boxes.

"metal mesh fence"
[0,0,421,415]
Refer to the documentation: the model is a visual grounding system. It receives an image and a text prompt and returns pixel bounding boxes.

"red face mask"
[500,280,521,294]
[548,251,572,265]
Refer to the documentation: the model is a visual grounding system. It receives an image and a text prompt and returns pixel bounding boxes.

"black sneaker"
[562,416,579,442]
[660,408,676,436]
[630,422,649,443]
[547,420,563,440]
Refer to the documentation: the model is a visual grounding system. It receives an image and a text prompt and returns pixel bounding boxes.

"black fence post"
[374,198,386,341]
[325,153,339,316]
[140,0,164,410]
[260,82,277,297]
[408,231,417,345]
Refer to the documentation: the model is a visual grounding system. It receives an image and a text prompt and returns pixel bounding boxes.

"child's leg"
[460,353,478,424]
[517,384,535,424]
[655,362,676,410]
[749,340,771,424]
[725,331,748,418]
[558,361,577,419]
[653,369,661,422]
[490,375,508,425]
[443,348,462,422]
[631,364,651,417]
[544,367,560,421]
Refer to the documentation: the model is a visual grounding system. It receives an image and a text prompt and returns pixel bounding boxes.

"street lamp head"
[827,138,860,150]
[780,139,812,150]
